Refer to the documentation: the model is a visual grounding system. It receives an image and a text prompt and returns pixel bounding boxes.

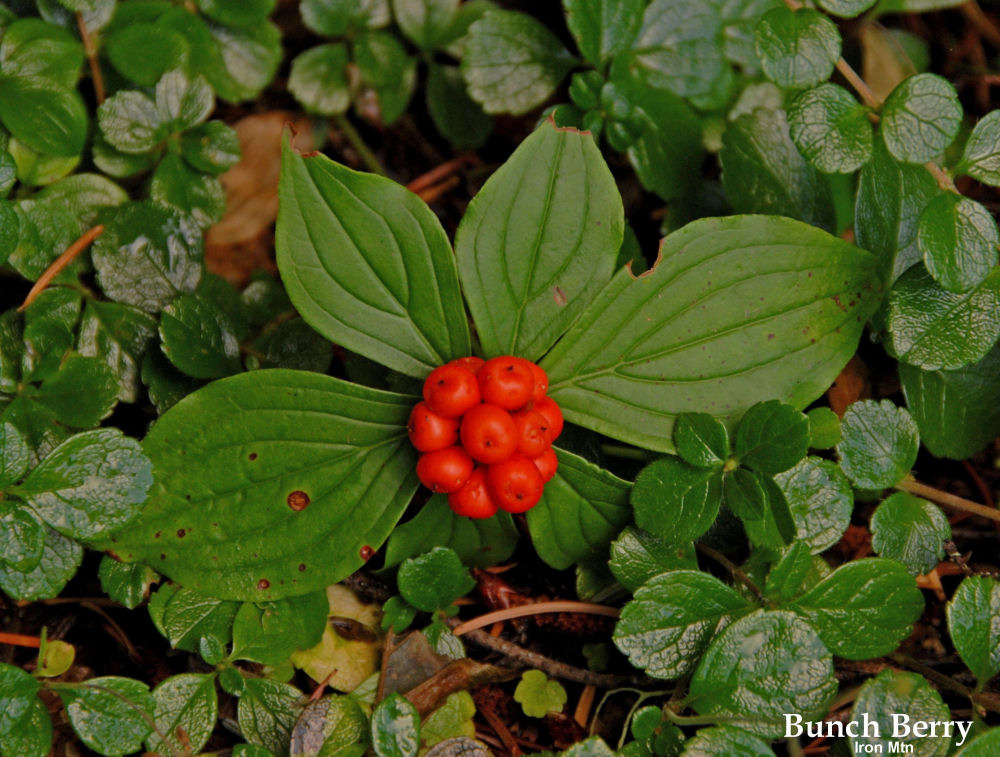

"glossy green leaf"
[0,18,84,87]
[180,121,241,175]
[817,0,877,16]
[239,677,304,755]
[631,456,721,545]
[232,592,329,664]
[291,694,369,757]
[627,0,723,98]
[837,399,919,489]
[564,0,644,66]
[673,413,729,468]
[151,153,226,229]
[723,468,766,521]
[720,108,835,230]
[92,134,158,178]
[0,661,41,737]
[372,692,420,757]
[420,691,475,748]
[461,10,575,115]
[514,671,566,718]
[146,673,218,757]
[16,428,151,541]
[159,293,242,379]
[775,457,852,552]
[195,0,275,27]
[289,44,350,117]
[456,120,622,361]
[425,64,491,150]
[918,194,998,293]
[608,527,697,593]
[763,541,814,602]
[0,421,29,487]
[679,725,776,757]
[788,84,873,173]
[0,696,51,757]
[396,547,474,612]
[92,202,203,313]
[881,73,961,164]
[755,7,841,89]
[21,323,74,385]
[871,492,950,575]
[97,89,166,154]
[957,110,1000,186]
[28,355,119,428]
[301,0,390,36]
[105,22,189,87]
[0,77,86,157]
[614,570,752,679]
[37,173,128,225]
[105,370,417,601]
[0,523,81,600]
[384,495,517,569]
[0,502,45,571]
[352,30,415,125]
[147,583,239,652]
[734,400,810,474]
[141,349,203,415]
[947,576,1000,685]
[543,215,880,452]
[277,141,469,378]
[205,20,282,103]
[78,301,159,404]
[98,555,158,609]
[899,345,1000,459]
[849,670,952,757]
[155,68,213,130]
[956,730,1000,756]
[0,201,17,265]
[246,319,331,373]
[790,558,924,659]
[58,677,154,756]
[689,610,836,737]
[742,474,796,549]
[393,0,459,49]
[807,407,841,448]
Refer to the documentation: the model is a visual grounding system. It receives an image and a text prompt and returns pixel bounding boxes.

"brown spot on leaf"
[177,529,186,538]
[287,490,310,511]
[248,452,258,461]
[553,286,567,307]
[257,579,270,590]
[298,563,307,572]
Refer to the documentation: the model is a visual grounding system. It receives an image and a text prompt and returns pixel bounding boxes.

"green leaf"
[98,555,159,609]
[291,694,368,757]
[790,558,924,659]
[105,23,189,87]
[817,0,877,16]
[16,428,151,541]
[105,370,418,601]
[614,570,752,679]
[527,448,632,570]
[0,696,51,757]
[461,10,575,115]
[871,492,950,575]
[689,610,836,738]
[455,120,622,361]
[775,457,853,552]
[763,541,814,602]
[562,737,616,757]
[8,137,80,187]
[234,744,277,757]
[0,77,86,157]
[381,596,417,634]
[564,0,644,66]
[918,194,998,293]
[397,547,475,612]
[0,420,30,487]
[371,692,420,757]
[734,400,810,474]
[180,121,241,175]
[141,349,203,415]
[899,345,1000,459]
[205,20,282,103]
[849,669,952,757]
[92,201,203,314]
[957,110,1000,186]
[97,89,166,154]
[37,173,129,225]
[352,31,416,126]
[289,44,350,117]
[724,468,767,521]
[0,661,41,737]
[679,725,776,757]
[146,673,218,757]
[58,677,154,756]
[0,523,82,600]
[673,413,729,468]
[513,670,566,718]
[246,318,331,373]
[92,134,159,178]
[856,137,940,283]
[755,6,841,90]
[157,68,213,130]
[742,474,796,549]
[301,0,390,36]
[159,293,242,379]
[421,691,475,748]
[277,141,470,378]
[788,84,873,173]
[147,583,239,652]
[807,407,841,448]
[78,301,159,404]
[0,17,84,88]
[425,64,492,150]
[152,155,226,230]
[885,264,1000,370]
[232,592,329,664]
[608,526,697,593]
[626,0,724,98]
[956,730,1000,757]
[543,215,879,452]
[383,495,517,569]
[720,108,835,230]
[194,0,275,27]
[0,503,45,571]
[393,0,459,49]
[28,355,119,428]
[948,576,1000,686]
[631,457,720,546]
[881,73,962,164]
[239,677,304,755]
[0,148,14,197]
[837,399,919,489]
[0,201,17,265]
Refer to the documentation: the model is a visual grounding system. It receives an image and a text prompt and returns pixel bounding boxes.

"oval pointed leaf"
[277,142,470,378]
[613,570,752,679]
[146,673,218,757]
[918,194,999,293]
[104,370,418,601]
[239,677,303,755]
[372,693,420,757]
[775,457,853,553]
[455,120,623,361]
[629,0,723,98]
[631,456,721,546]
[564,0,644,66]
[788,83,873,173]
[871,492,950,576]
[58,677,154,757]
[673,412,729,468]
[608,526,697,593]
[958,110,1000,187]
[542,215,881,452]
[947,576,1000,686]
[680,726,776,757]
[734,400,810,474]
[849,669,952,757]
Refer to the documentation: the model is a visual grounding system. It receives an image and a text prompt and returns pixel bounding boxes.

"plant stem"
[662,708,720,727]
[896,478,1000,523]
[19,225,104,311]
[76,13,105,104]
[332,114,386,177]
[696,543,764,600]
[451,601,620,637]
[0,632,41,648]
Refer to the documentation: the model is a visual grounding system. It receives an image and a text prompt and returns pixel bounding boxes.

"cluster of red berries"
[408,356,563,518]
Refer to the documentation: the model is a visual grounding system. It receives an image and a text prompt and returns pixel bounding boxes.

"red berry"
[423,364,481,418]
[513,408,550,456]
[448,467,497,518]
[478,356,534,410]
[487,456,544,513]
[449,356,485,375]
[408,402,460,452]
[528,363,548,402]
[416,447,474,493]
[533,397,564,441]
[531,448,558,483]
[460,404,518,464]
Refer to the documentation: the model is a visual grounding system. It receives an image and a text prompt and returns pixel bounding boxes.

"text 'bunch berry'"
[408,356,562,518]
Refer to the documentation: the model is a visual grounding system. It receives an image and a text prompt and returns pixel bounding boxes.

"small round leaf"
[871,492,950,576]
[788,83,873,173]
[755,7,841,90]
[918,194,999,293]
[837,400,919,489]
[882,73,962,164]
